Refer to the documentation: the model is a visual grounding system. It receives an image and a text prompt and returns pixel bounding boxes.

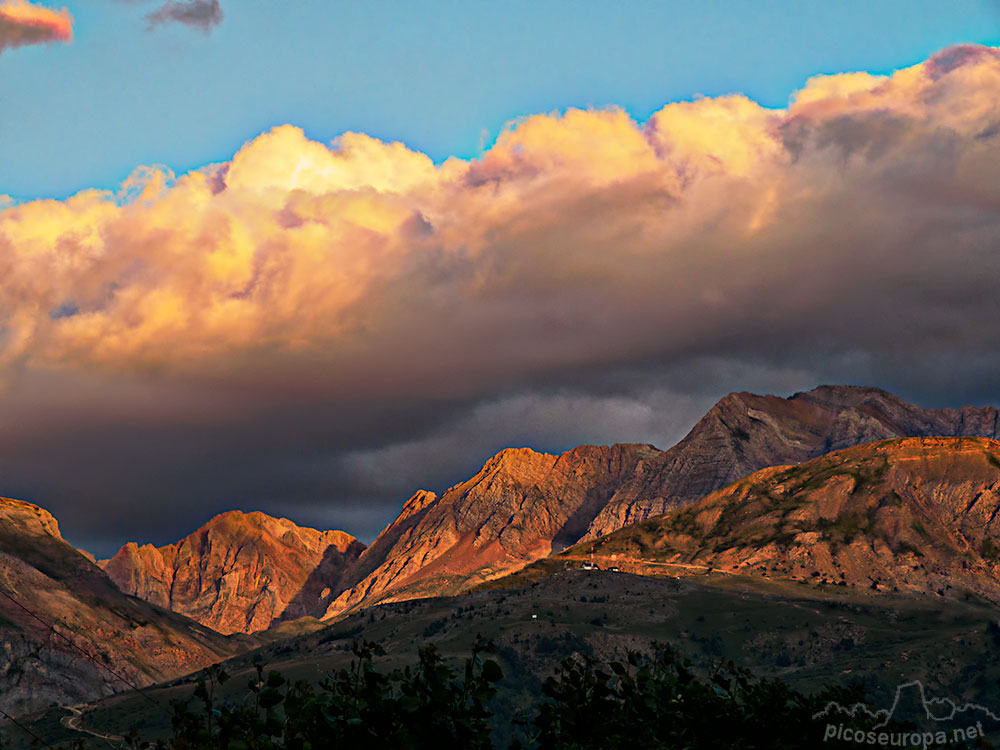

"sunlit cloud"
[0,0,71,55]
[1,45,997,386]
[1,45,999,551]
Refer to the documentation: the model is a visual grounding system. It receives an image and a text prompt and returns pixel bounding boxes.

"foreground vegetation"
[5,635,992,750]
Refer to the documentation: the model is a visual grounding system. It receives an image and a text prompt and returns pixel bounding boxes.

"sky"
[1,0,999,557]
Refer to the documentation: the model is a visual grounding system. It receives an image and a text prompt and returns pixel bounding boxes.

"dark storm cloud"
[147,0,221,32]
[1,46,1000,554]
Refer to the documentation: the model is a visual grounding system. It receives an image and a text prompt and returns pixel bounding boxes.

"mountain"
[0,497,242,718]
[323,443,659,616]
[322,385,1000,615]
[101,511,363,635]
[577,437,1000,600]
[98,386,1000,624]
[584,385,1000,538]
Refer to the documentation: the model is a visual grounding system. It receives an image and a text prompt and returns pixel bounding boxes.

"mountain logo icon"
[814,681,1000,747]
[813,680,1000,728]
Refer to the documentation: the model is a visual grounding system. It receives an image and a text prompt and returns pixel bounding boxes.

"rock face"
[100,385,1000,626]
[324,443,659,617]
[0,498,241,718]
[324,385,1000,615]
[582,437,1000,600]
[584,385,1000,538]
[101,511,363,635]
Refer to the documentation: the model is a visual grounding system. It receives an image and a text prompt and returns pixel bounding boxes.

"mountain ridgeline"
[572,436,1000,600]
[100,385,1000,628]
[584,384,1000,537]
[319,385,1000,616]
[7,384,1000,723]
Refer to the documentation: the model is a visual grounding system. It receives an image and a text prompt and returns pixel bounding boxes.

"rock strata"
[324,443,659,617]
[584,385,1000,538]
[582,437,1000,600]
[102,511,363,634]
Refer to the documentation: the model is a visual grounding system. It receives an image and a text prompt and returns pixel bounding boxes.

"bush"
[125,637,501,750]
[78,641,940,750]
[525,645,916,750]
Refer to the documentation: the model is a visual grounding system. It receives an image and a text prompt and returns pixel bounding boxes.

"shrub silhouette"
[124,636,500,749]
[526,645,872,749]
[11,638,986,750]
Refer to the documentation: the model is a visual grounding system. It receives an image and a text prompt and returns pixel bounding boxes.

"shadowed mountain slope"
[0,498,242,717]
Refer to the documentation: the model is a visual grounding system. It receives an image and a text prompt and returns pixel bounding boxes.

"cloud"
[1,45,1000,552]
[0,0,72,55]
[146,0,221,32]
[335,388,725,496]
[3,45,997,387]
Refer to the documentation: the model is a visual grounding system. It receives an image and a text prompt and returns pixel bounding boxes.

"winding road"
[60,704,124,742]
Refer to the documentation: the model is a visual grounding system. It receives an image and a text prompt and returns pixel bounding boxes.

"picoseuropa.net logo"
[814,680,1000,748]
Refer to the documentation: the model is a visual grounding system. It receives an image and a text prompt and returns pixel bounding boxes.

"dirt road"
[60,704,124,742]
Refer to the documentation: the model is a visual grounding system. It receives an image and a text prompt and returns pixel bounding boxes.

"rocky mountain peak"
[101,511,364,634]
[474,446,558,483]
[394,490,438,524]
[0,497,63,541]
[793,383,906,406]
[583,385,1000,538]
[321,441,659,618]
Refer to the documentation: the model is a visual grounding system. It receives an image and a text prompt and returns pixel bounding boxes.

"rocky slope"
[101,511,363,634]
[323,443,659,616]
[322,386,1000,615]
[584,385,1000,537]
[98,386,1000,625]
[580,437,1000,600]
[0,497,242,718]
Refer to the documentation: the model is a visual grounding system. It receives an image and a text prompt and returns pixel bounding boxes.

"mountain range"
[7,383,1000,720]
[101,385,1000,631]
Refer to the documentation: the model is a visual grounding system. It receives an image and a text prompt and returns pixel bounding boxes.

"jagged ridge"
[323,385,1000,615]
[584,385,1000,537]
[323,443,659,616]
[101,511,364,635]
[100,386,1000,624]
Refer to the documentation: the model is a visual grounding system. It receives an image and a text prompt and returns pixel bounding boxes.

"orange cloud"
[0,0,72,55]
[0,45,998,395]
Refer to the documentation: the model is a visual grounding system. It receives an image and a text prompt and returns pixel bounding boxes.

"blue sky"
[2,0,998,201]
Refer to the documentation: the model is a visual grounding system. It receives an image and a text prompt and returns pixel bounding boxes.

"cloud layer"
[146,0,221,32]
[0,0,71,55]
[2,45,999,552]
